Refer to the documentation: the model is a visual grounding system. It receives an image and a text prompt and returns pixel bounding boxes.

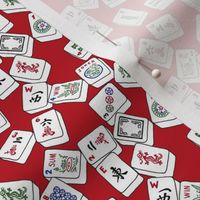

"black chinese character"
[87,141,96,151]
[157,188,172,200]
[40,118,52,126]
[29,91,43,103]
[0,78,6,85]
[110,167,128,183]
[13,137,23,144]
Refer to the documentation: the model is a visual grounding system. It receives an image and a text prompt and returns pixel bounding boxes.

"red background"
[0,10,199,200]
